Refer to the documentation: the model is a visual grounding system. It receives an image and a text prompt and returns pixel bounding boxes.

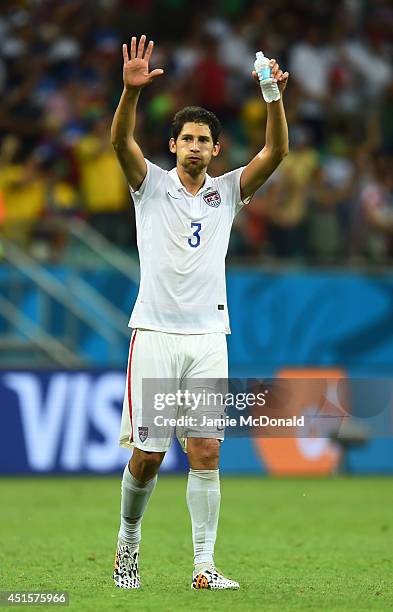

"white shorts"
[119,329,228,453]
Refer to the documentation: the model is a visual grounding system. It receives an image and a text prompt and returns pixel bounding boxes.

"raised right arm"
[111,87,145,191]
[111,35,163,191]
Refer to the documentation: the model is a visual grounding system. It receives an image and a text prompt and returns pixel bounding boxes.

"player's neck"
[176,165,207,196]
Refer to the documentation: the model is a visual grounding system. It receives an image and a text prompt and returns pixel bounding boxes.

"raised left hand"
[252,58,289,94]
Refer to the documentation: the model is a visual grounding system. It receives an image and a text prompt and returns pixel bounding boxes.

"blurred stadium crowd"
[0,0,392,264]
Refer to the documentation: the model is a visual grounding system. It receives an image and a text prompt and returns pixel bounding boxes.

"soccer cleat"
[191,567,240,590]
[113,542,141,589]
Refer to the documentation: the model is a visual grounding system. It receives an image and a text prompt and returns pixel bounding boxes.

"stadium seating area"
[0,0,392,263]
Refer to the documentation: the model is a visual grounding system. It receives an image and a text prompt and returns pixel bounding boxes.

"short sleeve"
[129,158,165,205]
[216,166,253,217]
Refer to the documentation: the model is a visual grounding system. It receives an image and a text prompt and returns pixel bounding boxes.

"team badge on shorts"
[203,190,221,207]
[138,427,149,443]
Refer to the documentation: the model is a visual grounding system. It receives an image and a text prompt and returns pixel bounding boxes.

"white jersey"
[129,159,250,334]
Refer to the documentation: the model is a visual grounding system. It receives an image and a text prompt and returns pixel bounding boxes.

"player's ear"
[169,137,176,154]
[212,142,220,157]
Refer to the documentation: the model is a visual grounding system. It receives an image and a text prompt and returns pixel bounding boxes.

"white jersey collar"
[168,167,213,194]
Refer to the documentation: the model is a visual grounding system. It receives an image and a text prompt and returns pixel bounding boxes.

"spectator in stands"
[358,154,393,262]
[307,131,355,262]
[0,137,45,245]
[192,34,230,121]
[30,152,81,262]
[263,126,319,258]
[289,23,332,146]
[74,113,130,246]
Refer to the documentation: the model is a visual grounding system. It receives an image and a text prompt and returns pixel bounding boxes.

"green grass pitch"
[1,475,392,611]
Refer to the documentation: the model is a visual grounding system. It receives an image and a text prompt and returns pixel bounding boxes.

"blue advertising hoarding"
[0,370,187,475]
[1,267,393,475]
[1,370,393,475]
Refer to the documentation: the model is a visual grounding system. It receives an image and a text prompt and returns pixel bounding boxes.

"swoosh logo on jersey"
[168,191,182,199]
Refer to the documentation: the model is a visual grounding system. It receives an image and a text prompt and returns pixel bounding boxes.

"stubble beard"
[182,158,206,177]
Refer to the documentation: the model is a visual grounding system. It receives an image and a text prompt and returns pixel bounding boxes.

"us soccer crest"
[203,190,221,208]
[138,427,148,443]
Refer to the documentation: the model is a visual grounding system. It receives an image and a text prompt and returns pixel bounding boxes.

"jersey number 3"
[188,222,202,248]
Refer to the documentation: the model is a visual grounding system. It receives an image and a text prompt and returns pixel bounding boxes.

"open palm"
[122,35,164,90]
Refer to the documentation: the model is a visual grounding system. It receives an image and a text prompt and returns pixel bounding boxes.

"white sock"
[118,464,157,551]
[186,469,220,571]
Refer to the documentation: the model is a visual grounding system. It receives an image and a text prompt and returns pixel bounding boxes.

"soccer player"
[111,35,289,590]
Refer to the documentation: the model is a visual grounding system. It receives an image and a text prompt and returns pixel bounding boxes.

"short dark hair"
[171,106,222,144]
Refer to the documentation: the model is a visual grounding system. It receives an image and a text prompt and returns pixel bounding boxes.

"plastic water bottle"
[254,51,280,103]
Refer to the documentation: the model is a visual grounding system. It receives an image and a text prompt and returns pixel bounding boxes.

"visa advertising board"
[1,370,392,475]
